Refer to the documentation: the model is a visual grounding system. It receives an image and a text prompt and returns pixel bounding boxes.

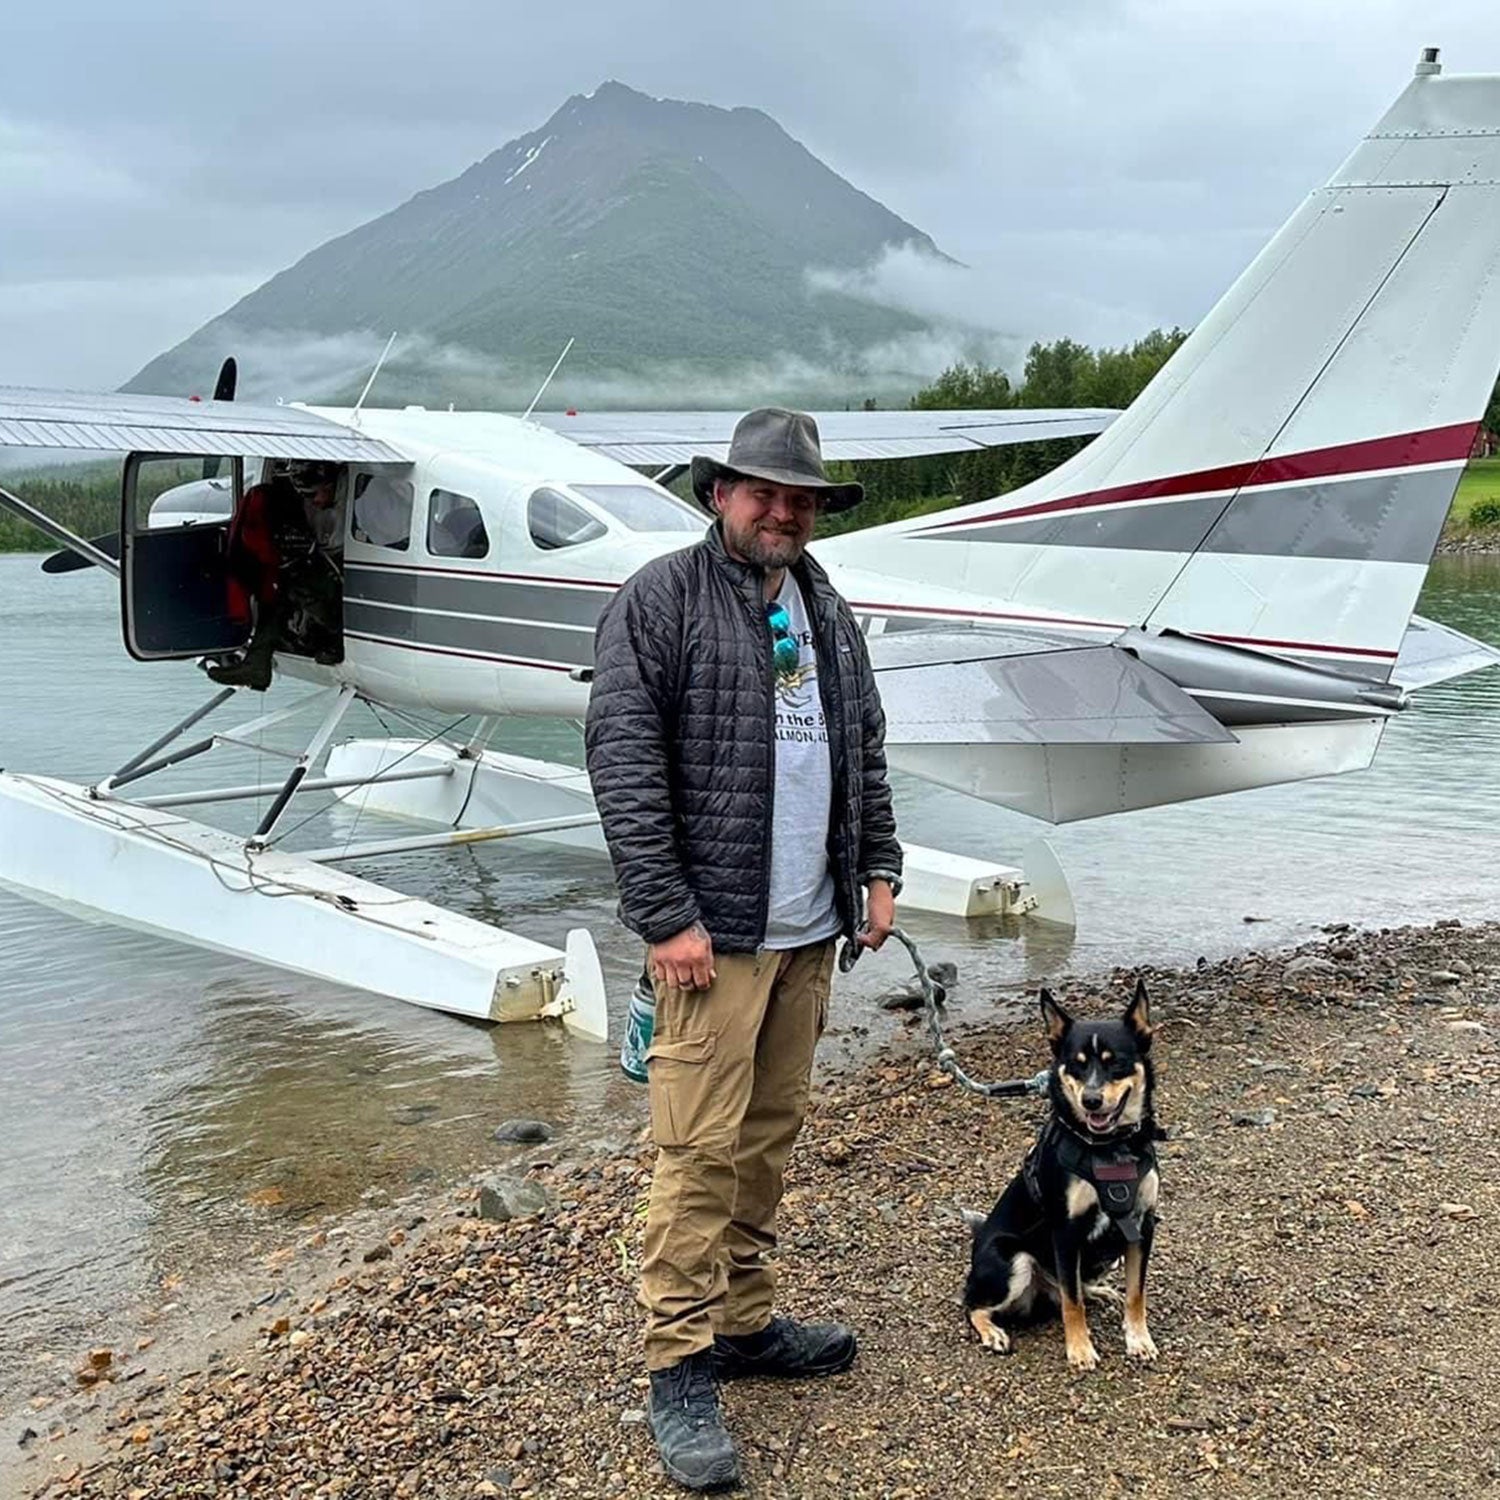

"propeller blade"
[212,357,237,403]
[41,532,121,575]
[203,357,238,478]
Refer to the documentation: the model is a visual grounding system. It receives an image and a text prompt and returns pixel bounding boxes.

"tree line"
[0,466,120,553]
[820,328,1189,536]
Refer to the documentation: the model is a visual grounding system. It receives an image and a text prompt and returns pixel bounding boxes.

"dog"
[963,980,1161,1371]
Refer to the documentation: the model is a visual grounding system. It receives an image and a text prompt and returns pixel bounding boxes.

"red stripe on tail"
[921,421,1480,532]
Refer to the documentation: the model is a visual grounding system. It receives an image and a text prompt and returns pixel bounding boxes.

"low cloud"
[180,324,1009,412]
[808,241,1190,371]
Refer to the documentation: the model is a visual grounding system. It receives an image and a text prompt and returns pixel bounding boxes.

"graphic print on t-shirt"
[764,576,839,949]
[774,616,824,739]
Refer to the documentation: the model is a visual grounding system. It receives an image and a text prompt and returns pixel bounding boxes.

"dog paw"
[1066,1339,1100,1372]
[1124,1327,1159,1362]
[978,1325,1012,1355]
[968,1309,1012,1354]
[1084,1281,1122,1307]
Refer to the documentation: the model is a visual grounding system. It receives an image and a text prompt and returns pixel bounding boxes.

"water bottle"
[619,970,656,1084]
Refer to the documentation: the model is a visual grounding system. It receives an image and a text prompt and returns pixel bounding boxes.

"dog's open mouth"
[1084,1091,1129,1134]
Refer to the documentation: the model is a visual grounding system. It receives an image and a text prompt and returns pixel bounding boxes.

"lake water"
[1,550,1497,1398]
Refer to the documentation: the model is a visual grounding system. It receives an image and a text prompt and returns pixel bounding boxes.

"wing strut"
[0,483,121,576]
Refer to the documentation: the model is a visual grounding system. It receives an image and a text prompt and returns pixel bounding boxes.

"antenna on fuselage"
[521,337,575,423]
[351,331,398,424]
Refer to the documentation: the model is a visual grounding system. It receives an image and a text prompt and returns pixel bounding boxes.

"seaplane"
[2,50,1499,1042]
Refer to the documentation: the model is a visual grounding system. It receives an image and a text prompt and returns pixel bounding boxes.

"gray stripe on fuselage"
[343,599,594,667]
[923,496,1225,554]
[1200,467,1457,563]
[343,564,610,629]
[923,468,1459,564]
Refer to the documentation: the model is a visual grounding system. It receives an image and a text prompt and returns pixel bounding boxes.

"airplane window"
[528,487,607,550]
[352,472,413,551]
[150,477,234,521]
[427,488,489,559]
[571,484,704,533]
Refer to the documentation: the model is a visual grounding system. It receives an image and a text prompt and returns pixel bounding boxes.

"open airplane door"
[120,451,250,661]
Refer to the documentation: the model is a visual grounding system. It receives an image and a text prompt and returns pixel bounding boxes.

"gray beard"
[724,522,805,571]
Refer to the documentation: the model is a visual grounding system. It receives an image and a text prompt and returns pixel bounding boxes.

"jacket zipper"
[755,575,776,950]
[811,589,850,933]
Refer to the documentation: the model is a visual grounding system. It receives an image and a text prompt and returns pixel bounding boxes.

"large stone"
[493,1119,555,1145]
[478,1176,552,1223]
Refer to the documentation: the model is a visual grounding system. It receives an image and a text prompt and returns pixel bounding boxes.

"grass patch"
[1450,457,1500,529]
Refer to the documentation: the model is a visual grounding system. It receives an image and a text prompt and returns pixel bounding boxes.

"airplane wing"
[0,385,402,463]
[530,408,1119,465]
[867,629,1235,745]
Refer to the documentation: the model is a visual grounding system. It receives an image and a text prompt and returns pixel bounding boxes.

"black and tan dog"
[963,981,1161,1370]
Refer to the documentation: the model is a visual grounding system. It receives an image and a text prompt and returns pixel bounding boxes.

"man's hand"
[858,880,897,951]
[649,922,716,991]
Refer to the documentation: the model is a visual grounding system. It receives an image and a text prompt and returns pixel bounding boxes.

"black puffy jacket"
[584,524,902,951]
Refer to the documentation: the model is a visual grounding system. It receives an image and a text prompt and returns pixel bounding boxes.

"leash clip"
[837,930,867,974]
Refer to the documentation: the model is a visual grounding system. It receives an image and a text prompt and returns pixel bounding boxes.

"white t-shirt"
[762,575,841,950]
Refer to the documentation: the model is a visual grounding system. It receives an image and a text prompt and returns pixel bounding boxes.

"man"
[208,461,343,690]
[585,408,902,1492]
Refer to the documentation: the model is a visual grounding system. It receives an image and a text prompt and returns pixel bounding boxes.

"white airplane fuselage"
[286,404,1116,721]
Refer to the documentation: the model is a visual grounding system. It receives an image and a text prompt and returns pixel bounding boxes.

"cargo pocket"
[645,1033,718,1148]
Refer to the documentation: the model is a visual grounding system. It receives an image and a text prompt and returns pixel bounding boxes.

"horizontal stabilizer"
[0,386,403,462]
[531,408,1118,465]
[1392,613,1500,688]
[870,632,1235,746]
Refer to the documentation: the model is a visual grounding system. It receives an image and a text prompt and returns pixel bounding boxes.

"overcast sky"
[3,0,1497,391]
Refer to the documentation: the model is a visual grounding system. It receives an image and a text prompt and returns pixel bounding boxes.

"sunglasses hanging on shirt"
[765,602,800,683]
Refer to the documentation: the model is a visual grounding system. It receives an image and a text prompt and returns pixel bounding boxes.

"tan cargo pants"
[640,940,835,1371]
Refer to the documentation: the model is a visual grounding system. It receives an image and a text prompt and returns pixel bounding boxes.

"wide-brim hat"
[690,407,863,515]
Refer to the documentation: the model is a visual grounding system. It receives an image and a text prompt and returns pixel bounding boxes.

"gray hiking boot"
[647,1349,740,1491]
[712,1315,857,1380]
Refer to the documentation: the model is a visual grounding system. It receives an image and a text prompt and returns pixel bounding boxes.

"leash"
[839,927,1050,1102]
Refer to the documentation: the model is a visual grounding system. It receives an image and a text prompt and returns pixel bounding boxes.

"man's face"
[715,477,819,570]
[291,470,337,508]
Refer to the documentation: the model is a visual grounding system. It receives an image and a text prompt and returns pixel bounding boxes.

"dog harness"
[1023,1119,1158,1243]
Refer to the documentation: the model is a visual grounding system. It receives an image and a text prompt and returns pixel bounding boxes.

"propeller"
[40,531,122,575]
[41,356,238,574]
[203,357,237,480]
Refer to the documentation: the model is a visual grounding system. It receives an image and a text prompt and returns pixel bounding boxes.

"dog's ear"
[1124,977,1152,1050]
[1039,987,1072,1049]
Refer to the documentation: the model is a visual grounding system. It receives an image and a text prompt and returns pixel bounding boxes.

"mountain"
[125,82,977,410]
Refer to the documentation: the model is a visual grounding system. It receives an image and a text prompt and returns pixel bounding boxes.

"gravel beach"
[11,919,1500,1500]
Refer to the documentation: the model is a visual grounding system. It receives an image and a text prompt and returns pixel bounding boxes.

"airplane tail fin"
[848,57,1500,676]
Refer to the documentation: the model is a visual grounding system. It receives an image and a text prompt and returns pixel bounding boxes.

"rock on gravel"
[478,1175,552,1223]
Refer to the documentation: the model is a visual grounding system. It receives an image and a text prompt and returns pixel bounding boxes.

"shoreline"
[7,917,1500,1499]
[1435,531,1500,555]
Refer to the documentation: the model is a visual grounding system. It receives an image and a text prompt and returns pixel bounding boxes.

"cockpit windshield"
[570,484,704,534]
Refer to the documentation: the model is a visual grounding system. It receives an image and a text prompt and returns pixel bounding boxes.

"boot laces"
[665,1358,719,1422]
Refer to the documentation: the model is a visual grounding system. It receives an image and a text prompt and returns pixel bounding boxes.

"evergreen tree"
[827,328,1189,536]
